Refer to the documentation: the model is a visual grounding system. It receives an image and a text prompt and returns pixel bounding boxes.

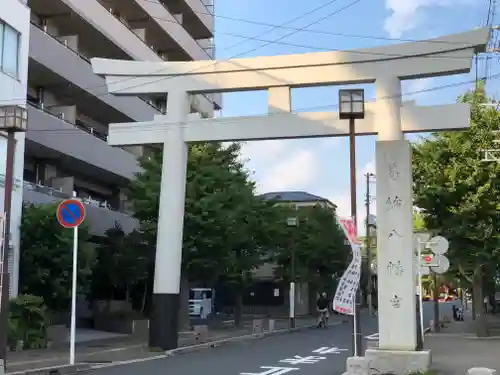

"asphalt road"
[89,302,460,375]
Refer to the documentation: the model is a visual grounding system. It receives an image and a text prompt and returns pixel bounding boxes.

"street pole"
[70,226,78,365]
[0,131,15,373]
[432,271,440,332]
[365,173,372,317]
[349,117,363,356]
[286,216,298,329]
[416,240,425,348]
[290,237,296,329]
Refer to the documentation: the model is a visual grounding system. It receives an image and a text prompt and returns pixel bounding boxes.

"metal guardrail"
[27,101,108,143]
[23,180,121,212]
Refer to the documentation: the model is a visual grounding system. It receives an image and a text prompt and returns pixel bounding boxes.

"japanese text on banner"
[332,217,361,315]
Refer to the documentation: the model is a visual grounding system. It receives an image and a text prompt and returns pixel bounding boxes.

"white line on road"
[364,333,379,340]
[241,366,299,375]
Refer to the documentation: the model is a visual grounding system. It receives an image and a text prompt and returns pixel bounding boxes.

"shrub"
[8,294,49,349]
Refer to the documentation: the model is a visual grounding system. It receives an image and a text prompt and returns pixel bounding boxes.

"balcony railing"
[27,101,109,143]
[103,3,212,59]
[23,180,122,212]
[30,20,162,113]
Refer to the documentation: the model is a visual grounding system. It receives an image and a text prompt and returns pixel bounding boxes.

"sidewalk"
[6,315,341,373]
[425,312,500,374]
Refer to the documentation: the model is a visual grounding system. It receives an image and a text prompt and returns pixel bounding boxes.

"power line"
[19,21,489,107]
[94,0,367,98]
[17,0,362,105]
[20,0,491,105]
[24,71,498,136]
[141,0,483,46]
[13,1,491,113]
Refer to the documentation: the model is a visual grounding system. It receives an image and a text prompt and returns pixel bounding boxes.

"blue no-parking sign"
[56,199,85,228]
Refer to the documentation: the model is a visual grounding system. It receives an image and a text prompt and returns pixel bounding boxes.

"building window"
[0,20,20,79]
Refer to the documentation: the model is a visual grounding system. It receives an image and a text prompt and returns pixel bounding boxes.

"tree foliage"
[19,203,95,312]
[412,86,500,280]
[128,142,279,285]
[90,226,150,308]
[412,85,500,335]
[272,204,349,290]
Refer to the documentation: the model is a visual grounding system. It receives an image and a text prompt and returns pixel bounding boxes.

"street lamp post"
[286,216,298,329]
[339,88,365,357]
[0,105,28,373]
[364,173,376,317]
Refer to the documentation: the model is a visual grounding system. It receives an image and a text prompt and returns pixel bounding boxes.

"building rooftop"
[259,191,335,206]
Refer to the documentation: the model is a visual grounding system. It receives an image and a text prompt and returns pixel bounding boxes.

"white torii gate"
[92,27,489,374]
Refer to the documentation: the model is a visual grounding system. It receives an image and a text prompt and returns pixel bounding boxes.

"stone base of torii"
[91,27,490,375]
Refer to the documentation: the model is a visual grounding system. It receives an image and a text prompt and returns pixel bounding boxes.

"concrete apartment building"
[22,0,220,237]
[0,0,30,297]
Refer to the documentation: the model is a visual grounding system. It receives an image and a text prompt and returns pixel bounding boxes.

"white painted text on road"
[279,356,326,365]
[240,366,299,375]
[313,347,348,354]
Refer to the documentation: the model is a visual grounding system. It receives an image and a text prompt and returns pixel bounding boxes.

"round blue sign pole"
[70,225,78,365]
[56,199,85,366]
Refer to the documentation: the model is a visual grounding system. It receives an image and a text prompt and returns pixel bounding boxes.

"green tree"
[90,226,150,311]
[128,142,276,325]
[412,85,500,336]
[272,204,349,309]
[19,203,95,312]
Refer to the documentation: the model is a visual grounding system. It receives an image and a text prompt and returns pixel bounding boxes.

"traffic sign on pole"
[56,199,85,228]
[428,236,449,255]
[55,199,85,366]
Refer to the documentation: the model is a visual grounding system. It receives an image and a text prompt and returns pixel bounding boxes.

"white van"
[189,288,214,318]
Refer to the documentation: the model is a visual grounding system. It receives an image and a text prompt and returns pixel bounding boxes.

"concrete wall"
[0,0,31,298]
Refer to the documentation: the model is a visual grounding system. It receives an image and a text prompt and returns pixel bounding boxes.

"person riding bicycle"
[316,292,329,327]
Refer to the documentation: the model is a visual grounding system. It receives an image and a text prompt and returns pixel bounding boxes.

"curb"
[90,320,348,370]
[8,363,92,375]
[10,320,348,374]
[165,320,348,356]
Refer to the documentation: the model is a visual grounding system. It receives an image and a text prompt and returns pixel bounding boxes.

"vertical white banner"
[332,217,362,315]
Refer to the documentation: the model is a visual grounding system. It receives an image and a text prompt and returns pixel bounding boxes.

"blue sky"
[212,0,496,228]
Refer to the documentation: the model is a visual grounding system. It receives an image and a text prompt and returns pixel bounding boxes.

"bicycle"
[317,309,329,328]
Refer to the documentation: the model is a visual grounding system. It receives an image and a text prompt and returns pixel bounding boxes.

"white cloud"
[260,149,318,192]
[358,159,376,181]
[403,78,437,102]
[384,0,474,38]
[241,140,287,162]
[327,190,373,235]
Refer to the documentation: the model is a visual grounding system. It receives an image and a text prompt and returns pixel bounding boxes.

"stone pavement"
[425,312,500,374]
[6,315,331,373]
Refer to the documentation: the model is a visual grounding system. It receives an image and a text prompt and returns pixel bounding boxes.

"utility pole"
[365,173,375,316]
[286,216,298,329]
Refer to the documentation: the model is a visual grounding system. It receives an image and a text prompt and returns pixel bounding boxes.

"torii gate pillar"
[374,77,418,352]
[149,91,189,350]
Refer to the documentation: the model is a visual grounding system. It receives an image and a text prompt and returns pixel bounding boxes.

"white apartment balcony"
[28,0,221,112]
[26,103,141,184]
[157,0,214,39]
[29,20,161,121]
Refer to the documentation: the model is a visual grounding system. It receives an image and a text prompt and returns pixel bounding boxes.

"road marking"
[279,355,326,365]
[240,366,299,375]
[313,346,348,354]
[364,333,379,340]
